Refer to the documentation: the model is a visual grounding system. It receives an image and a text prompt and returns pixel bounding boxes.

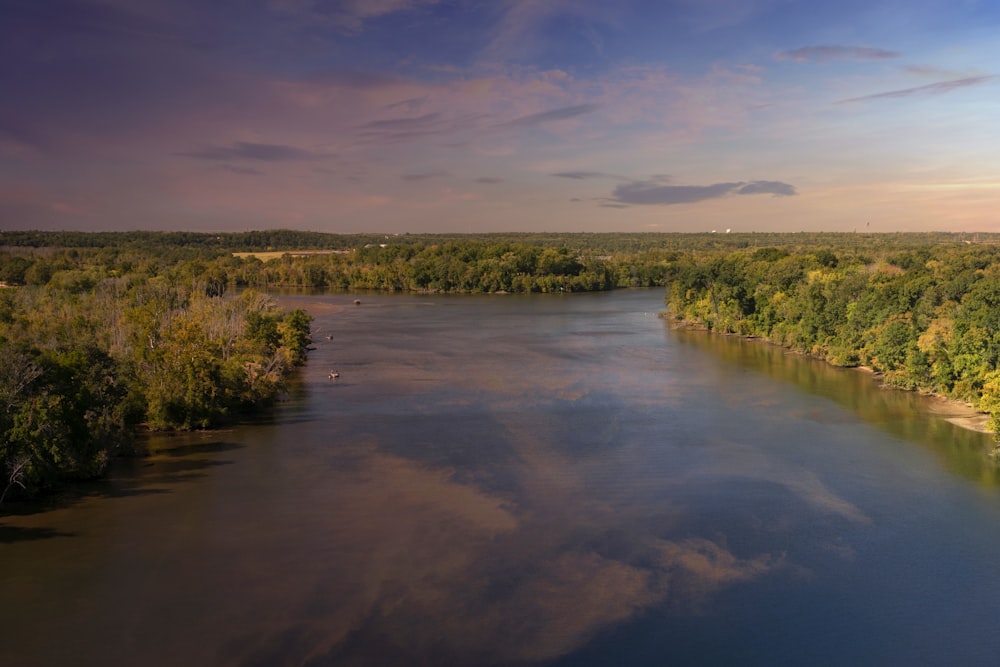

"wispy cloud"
[478,1,615,64]
[361,112,443,132]
[475,177,504,184]
[551,171,622,180]
[836,75,995,104]
[611,178,797,206]
[269,0,442,34]
[357,112,488,144]
[501,104,599,128]
[4,0,194,45]
[304,69,405,89]
[385,96,430,112]
[215,164,264,176]
[776,45,900,62]
[902,65,965,78]
[179,141,334,162]
[354,102,597,146]
[401,171,451,181]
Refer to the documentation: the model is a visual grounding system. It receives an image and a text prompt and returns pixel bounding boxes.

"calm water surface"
[3,289,1000,666]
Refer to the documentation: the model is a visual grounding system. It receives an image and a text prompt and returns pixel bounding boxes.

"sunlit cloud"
[1,0,996,232]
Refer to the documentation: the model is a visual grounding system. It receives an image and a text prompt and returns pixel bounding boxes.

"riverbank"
[923,396,991,434]
[667,317,994,437]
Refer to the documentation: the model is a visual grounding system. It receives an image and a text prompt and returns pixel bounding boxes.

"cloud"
[477,1,616,64]
[836,75,995,103]
[901,65,964,78]
[304,68,405,89]
[611,178,797,206]
[475,177,504,184]
[776,45,900,62]
[3,0,195,46]
[737,181,798,196]
[215,164,264,176]
[270,0,442,34]
[502,104,599,128]
[401,171,451,181]
[613,181,740,205]
[179,141,333,162]
[385,96,430,112]
[551,171,621,180]
[357,112,488,144]
[360,112,442,132]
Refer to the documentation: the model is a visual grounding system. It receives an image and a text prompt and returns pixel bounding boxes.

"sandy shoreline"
[850,365,991,434]
[922,395,992,434]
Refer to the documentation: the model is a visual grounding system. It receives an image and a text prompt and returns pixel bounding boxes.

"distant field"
[233,250,348,261]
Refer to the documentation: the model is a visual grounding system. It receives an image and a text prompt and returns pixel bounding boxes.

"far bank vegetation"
[4,230,1000,500]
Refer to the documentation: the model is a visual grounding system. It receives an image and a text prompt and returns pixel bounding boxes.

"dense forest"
[0,240,312,502]
[664,240,1000,436]
[5,229,1000,501]
[0,231,679,293]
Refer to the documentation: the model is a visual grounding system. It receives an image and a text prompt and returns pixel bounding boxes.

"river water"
[3,289,1000,666]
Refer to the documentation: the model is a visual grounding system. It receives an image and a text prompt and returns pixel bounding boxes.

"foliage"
[663,240,1000,437]
[0,250,311,501]
[6,229,1000,498]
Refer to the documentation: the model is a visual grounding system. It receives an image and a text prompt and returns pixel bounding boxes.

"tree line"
[6,230,1000,500]
[664,241,1000,436]
[237,241,674,292]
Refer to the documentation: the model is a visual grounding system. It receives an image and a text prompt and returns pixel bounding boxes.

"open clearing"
[233,250,349,261]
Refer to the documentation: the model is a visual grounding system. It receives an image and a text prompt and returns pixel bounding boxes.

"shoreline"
[921,394,991,434]
[852,364,992,434]
[669,318,994,437]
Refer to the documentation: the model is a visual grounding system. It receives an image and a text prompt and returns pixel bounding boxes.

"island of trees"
[3,229,1000,501]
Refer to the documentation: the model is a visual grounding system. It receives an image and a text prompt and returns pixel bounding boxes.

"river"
[3,289,1000,666]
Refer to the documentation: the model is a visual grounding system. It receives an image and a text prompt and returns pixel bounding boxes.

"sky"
[1,0,998,234]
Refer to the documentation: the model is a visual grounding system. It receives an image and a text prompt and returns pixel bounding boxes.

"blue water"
[3,289,1000,666]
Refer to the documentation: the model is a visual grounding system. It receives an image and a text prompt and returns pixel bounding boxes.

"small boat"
[328,370,340,380]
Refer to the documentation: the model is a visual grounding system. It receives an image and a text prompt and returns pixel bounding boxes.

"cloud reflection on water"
[227,294,873,665]
[228,442,780,666]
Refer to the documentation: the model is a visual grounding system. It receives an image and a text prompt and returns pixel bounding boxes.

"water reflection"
[220,448,780,667]
[4,291,1000,666]
[671,328,1000,485]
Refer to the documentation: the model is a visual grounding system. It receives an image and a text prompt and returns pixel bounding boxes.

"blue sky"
[1,0,998,233]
